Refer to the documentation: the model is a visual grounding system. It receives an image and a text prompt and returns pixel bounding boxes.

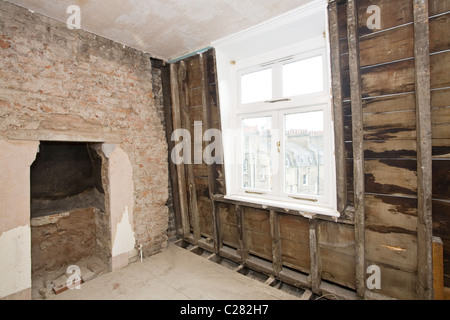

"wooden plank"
[280,239,311,274]
[197,196,214,238]
[199,52,220,248]
[366,229,418,272]
[246,230,273,262]
[364,140,417,159]
[240,207,272,261]
[269,211,282,276]
[236,205,248,264]
[430,51,450,89]
[414,0,433,300]
[357,0,414,37]
[170,63,190,238]
[429,0,450,16]
[433,236,445,300]
[365,159,417,196]
[206,49,226,196]
[278,214,309,243]
[328,0,348,214]
[430,13,450,53]
[363,92,416,114]
[179,61,201,242]
[433,160,450,200]
[200,52,215,199]
[359,24,414,67]
[363,110,416,141]
[361,59,415,98]
[309,218,321,295]
[212,201,222,254]
[220,223,240,249]
[277,211,313,273]
[364,263,417,300]
[264,276,277,287]
[243,207,271,235]
[365,194,417,235]
[318,220,356,290]
[218,202,237,225]
[347,0,366,298]
[432,199,450,287]
[160,62,183,236]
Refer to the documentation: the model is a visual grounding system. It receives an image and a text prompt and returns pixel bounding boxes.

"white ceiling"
[6,0,314,61]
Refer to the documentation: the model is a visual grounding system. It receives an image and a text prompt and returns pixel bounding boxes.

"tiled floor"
[50,241,301,300]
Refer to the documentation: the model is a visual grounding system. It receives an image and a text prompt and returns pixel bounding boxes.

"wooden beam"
[346,0,366,299]
[178,61,201,242]
[213,201,222,254]
[309,217,321,295]
[199,52,220,250]
[170,63,191,239]
[200,52,216,199]
[235,204,248,264]
[269,210,282,277]
[433,237,444,300]
[328,0,348,216]
[160,62,183,237]
[413,0,433,300]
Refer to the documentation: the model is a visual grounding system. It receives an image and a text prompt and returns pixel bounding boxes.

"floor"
[49,240,303,300]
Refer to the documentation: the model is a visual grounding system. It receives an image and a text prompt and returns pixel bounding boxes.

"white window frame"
[213,0,338,218]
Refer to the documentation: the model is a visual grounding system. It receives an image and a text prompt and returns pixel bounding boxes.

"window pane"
[283,56,323,97]
[241,69,272,104]
[284,111,324,197]
[242,117,272,191]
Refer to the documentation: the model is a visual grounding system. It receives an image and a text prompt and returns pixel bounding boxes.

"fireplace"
[31,141,105,218]
[30,141,111,298]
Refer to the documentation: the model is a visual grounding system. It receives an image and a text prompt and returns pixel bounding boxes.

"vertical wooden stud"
[170,63,191,239]
[346,0,366,299]
[414,0,433,300]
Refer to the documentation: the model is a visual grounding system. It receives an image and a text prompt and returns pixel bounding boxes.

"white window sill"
[224,194,340,219]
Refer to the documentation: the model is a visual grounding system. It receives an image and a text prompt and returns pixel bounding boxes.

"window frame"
[213,0,338,217]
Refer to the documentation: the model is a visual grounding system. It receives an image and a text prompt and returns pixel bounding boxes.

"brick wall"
[0,2,169,256]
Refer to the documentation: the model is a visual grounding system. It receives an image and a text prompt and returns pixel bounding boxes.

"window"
[213,0,337,217]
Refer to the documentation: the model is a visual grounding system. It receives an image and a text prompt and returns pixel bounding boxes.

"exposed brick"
[0,1,169,254]
[0,38,10,49]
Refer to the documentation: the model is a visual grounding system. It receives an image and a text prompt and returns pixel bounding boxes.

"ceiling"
[6,0,313,61]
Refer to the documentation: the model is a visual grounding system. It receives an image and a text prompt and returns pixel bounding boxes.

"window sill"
[223,194,339,219]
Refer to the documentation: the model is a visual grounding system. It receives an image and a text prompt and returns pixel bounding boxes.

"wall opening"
[30,141,110,299]
[30,141,105,217]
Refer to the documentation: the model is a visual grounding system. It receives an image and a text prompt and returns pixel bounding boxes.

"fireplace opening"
[30,141,105,217]
[30,141,110,299]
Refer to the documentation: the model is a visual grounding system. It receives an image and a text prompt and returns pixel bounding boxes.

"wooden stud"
[264,276,277,287]
[433,237,444,300]
[328,0,348,215]
[236,204,249,264]
[213,201,222,254]
[309,217,321,295]
[160,62,183,236]
[269,210,282,277]
[170,63,191,239]
[233,264,245,273]
[199,52,220,250]
[346,0,366,299]
[178,61,201,242]
[413,0,433,300]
